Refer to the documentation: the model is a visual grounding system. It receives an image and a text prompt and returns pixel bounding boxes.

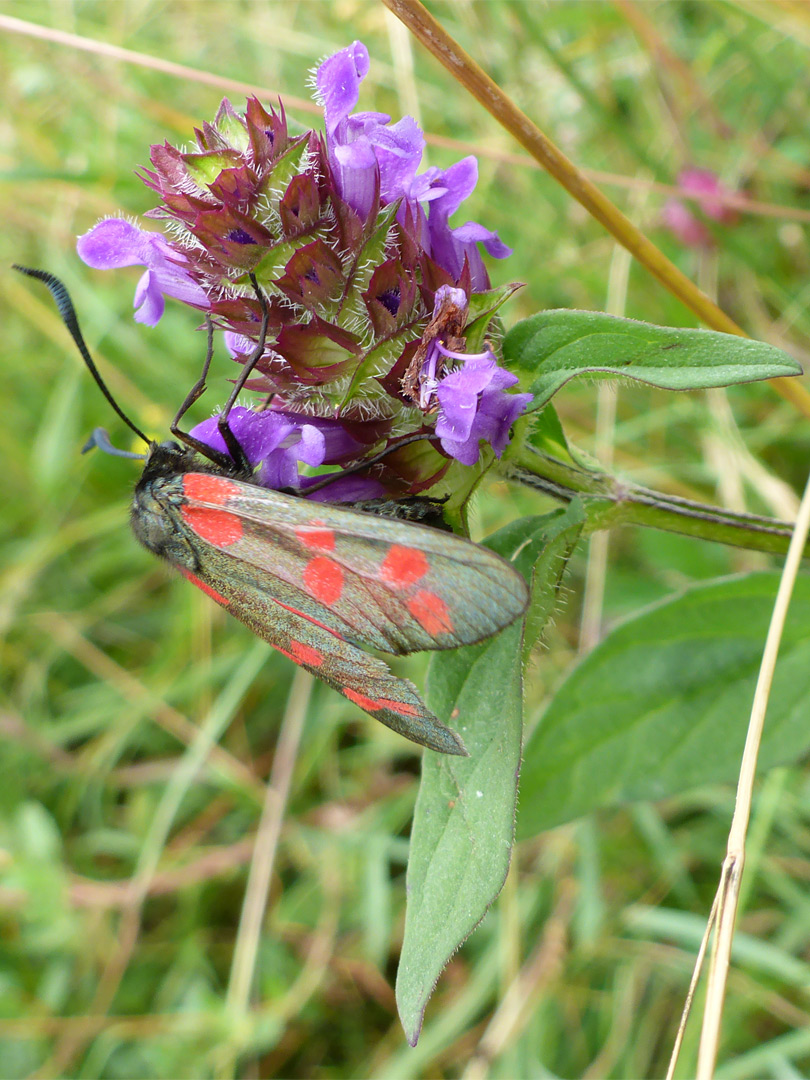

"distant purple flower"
[661,199,712,249]
[77,219,209,325]
[190,405,371,494]
[679,168,738,223]
[662,168,738,249]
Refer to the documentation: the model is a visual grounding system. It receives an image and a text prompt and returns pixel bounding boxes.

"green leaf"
[503,310,803,411]
[527,403,572,462]
[519,573,810,837]
[396,514,581,1045]
[465,281,523,352]
[487,503,585,661]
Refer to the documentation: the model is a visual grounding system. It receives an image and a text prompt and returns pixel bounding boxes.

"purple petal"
[332,138,380,219]
[189,406,367,490]
[191,407,294,464]
[451,221,512,259]
[133,269,166,325]
[432,347,530,465]
[316,41,370,138]
[369,116,424,203]
[77,219,209,326]
[224,331,255,357]
[77,218,152,269]
[435,355,499,443]
[301,473,386,502]
[430,158,478,219]
[259,425,327,489]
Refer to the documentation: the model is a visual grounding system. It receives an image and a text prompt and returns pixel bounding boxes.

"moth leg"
[171,317,215,429]
[215,272,270,472]
[300,431,436,496]
[169,319,236,471]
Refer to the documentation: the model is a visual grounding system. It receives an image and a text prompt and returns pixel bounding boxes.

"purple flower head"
[77,219,209,325]
[76,41,527,498]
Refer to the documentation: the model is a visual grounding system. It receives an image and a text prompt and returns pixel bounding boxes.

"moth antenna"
[82,427,146,461]
[13,265,150,446]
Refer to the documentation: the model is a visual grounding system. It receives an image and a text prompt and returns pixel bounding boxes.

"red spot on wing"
[408,589,454,636]
[295,521,335,552]
[183,473,240,505]
[380,545,429,588]
[343,688,421,717]
[288,639,325,667]
[302,555,344,606]
[275,639,325,668]
[180,568,231,607]
[181,505,243,546]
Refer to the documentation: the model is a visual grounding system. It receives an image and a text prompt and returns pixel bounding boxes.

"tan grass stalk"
[695,470,810,1075]
[0,12,318,115]
[663,470,810,1078]
[381,0,810,418]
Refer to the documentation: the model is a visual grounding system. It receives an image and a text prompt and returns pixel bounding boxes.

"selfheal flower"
[316,41,510,289]
[317,41,425,221]
[408,158,512,291]
[77,218,209,324]
[77,41,527,497]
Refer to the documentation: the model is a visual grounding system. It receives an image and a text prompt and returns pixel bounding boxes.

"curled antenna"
[13,265,150,446]
[82,427,146,460]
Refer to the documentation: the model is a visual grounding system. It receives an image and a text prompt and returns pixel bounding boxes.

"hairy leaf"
[519,573,810,836]
[503,310,802,411]
[396,511,582,1044]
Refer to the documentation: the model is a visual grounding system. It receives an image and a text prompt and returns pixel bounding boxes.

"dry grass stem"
[694,468,810,1078]
[382,0,810,418]
[0,13,318,115]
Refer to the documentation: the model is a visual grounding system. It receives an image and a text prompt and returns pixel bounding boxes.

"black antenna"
[13,265,150,446]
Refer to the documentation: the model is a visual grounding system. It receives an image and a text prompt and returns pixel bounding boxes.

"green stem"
[510,446,799,557]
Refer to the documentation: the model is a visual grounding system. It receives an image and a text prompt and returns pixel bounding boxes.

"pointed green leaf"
[465,281,523,352]
[503,310,803,411]
[519,573,810,837]
[396,512,582,1044]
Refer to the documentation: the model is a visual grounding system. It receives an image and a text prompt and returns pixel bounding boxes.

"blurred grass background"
[2,1,810,1076]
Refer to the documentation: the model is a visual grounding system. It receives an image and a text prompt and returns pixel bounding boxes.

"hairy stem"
[510,446,799,557]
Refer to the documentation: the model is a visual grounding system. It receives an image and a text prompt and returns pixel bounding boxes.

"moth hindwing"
[131,441,529,755]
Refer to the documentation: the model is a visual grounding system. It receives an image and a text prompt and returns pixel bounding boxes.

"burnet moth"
[15,266,529,755]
